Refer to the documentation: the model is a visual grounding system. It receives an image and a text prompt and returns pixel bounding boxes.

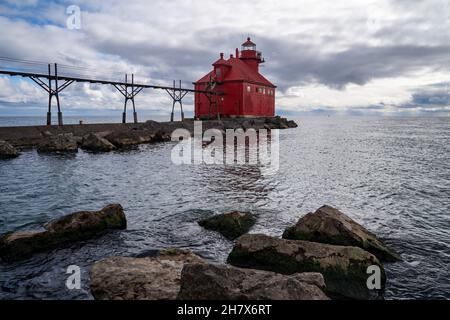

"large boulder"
[81,133,116,152]
[0,204,126,262]
[227,234,385,300]
[37,133,78,153]
[198,211,256,240]
[151,130,172,143]
[283,205,401,262]
[178,263,329,300]
[105,130,152,147]
[0,140,19,159]
[90,248,205,300]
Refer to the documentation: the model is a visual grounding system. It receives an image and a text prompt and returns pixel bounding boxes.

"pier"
[0,58,223,126]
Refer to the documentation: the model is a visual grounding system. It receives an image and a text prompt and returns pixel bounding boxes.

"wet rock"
[73,135,83,146]
[178,263,329,300]
[0,204,126,262]
[90,248,205,300]
[286,120,298,128]
[263,116,295,129]
[241,120,256,130]
[81,133,116,152]
[0,140,19,159]
[151,130,172,143]
[37,133,78,153]
[282,205,401,262]
[105,130,152,147]
[227,234,385,300]
[198,211,256,240]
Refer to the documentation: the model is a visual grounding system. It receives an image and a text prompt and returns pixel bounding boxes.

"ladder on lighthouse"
[205,75,220,120]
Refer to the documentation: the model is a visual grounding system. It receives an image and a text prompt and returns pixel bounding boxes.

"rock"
[81,133,116,152]
[263,116,294,129]
[73,135,83,146]
[227,234,385,300]
[37,133,78,153]
[241,120,256,130]
[0,204,126,262]
[105,130,152,147]
[198,211,256,240]
[178,263,329,300]
[286,120,298,128]
[90,248,205,300]
[151,130,172,143]
[0,140,19,159]
[282,205,401,262]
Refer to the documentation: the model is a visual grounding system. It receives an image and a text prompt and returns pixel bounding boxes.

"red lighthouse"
[194,37,276,118]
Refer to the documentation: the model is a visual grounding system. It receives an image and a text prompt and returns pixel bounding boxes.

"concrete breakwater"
[0,116,297,150]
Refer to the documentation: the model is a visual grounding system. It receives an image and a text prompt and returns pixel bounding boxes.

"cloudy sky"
[0,0,449,118]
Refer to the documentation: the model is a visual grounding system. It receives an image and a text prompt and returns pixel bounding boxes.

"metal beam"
[0,69,223,95]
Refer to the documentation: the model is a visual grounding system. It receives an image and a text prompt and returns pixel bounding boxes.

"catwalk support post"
[114,73,143,124]
[29,63,73,126]
[165,80,187,122]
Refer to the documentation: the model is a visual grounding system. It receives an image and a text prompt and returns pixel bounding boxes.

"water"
[0,116,449,299]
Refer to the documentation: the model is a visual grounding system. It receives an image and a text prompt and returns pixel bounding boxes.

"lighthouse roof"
[242,37,256,47]
[212,53,230,66]
[195,56,275,88]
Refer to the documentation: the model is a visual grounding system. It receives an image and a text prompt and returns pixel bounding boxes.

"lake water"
[0,116,449,299]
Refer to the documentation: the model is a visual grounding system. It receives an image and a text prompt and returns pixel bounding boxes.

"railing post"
[47,64,52,125]
[132,74,137,123]
[55,63,63,126]
[122,74,127,124]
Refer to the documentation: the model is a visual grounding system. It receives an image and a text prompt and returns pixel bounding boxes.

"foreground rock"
[0,204,126,261]
[283,205,401,262]
[178,263,329,300]
[90,248,205,300]
[0,140,19,159]
[37,133,78,153]
[227,234,385,300]
[81,133,116,152]
[199,211,256,240]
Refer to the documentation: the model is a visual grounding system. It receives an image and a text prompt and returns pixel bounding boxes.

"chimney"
[236,48,239,58]
[220,53,224,59]
[230,54,234,59]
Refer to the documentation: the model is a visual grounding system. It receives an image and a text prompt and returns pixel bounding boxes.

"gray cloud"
[0,0,449,116]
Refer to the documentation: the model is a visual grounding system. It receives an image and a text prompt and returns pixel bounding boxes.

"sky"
[0,0,449,117]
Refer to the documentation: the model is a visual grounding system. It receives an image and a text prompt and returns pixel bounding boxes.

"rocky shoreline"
[0,203,401,300]
[0,116,297,156]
